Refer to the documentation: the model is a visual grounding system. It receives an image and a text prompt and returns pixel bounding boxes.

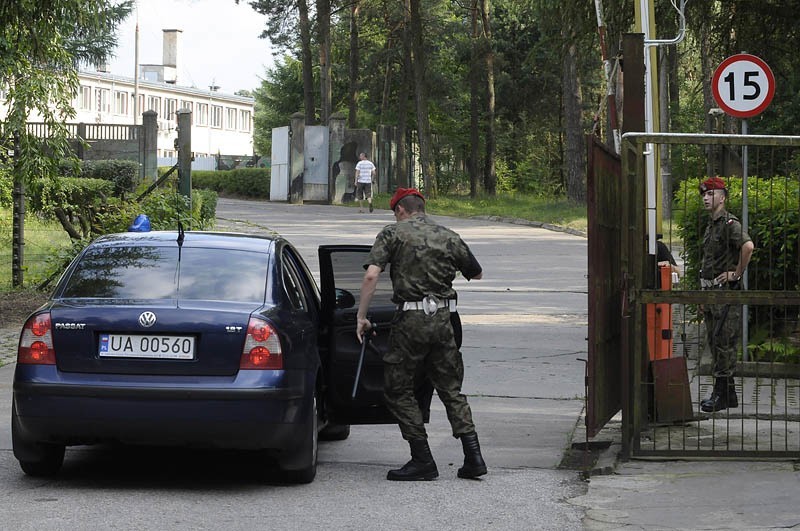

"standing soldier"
[354,152,376,213]
[698,177,754,413]
[356,187,487,481]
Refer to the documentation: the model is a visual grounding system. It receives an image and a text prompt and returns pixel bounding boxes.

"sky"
[106,0,277,95]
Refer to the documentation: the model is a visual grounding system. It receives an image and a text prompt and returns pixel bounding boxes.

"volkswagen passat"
[12,230,436,483]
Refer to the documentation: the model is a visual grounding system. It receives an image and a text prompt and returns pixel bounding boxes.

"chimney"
[162,29,181,83]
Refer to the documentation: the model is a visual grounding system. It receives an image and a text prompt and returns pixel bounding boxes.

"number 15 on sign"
[712,54,775,118]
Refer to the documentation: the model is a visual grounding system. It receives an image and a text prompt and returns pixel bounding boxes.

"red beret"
[699,177,726,194]
[389,187,425,210]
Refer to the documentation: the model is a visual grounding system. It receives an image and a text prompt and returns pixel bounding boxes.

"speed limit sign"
[712,53,775,118]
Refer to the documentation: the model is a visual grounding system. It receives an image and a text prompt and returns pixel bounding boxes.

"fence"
[620,133,800,458]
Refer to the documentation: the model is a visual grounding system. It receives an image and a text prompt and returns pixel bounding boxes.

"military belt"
[400,296,456,315]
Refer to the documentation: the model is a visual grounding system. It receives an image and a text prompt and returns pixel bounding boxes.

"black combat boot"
[701,377,737,412]
[387,439,438,481]
[457,432,487,479]
[700,377,724,412]
[726,376,739,409]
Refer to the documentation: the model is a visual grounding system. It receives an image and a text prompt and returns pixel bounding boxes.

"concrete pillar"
[177,109,192,205]
[377,124,394,192]
[141,110,158,180]
[328,112,346,204]
[289,112,305,204]
[76,123,87,160]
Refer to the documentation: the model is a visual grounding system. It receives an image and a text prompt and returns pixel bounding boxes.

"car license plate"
[99,333,195,360]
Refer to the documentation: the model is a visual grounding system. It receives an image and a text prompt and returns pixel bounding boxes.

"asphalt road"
[0,198,590,530]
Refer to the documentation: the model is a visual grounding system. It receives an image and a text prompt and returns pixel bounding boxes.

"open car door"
[318,245,434,424]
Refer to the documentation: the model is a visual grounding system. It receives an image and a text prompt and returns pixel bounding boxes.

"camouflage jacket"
[365,213,482,303]
[701,210,752,279]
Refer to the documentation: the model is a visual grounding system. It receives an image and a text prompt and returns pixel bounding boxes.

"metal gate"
[615,132,800,458]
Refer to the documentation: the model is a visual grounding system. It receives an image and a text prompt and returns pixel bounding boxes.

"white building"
[3,29,255,164]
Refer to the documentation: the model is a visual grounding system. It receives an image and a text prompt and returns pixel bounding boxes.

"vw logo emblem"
[138,311,157,328]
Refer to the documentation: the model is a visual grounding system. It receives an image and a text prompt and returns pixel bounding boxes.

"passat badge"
[138,311,157,328]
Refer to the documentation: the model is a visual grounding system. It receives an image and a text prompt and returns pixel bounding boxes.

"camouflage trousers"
[703,302,742,378]
[384,309,475,441]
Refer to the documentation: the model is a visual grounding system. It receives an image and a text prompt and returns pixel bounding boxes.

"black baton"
[352,323,375,399]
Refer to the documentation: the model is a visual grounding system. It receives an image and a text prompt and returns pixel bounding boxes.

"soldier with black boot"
[698,177,754,413]
[356,187,487,481]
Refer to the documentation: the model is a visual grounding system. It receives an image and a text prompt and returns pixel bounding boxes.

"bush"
[0,166,11,207]
[192,168,270,198]
[80,159,140,196]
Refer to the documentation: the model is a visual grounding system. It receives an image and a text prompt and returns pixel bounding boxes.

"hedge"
[191,168,270,199]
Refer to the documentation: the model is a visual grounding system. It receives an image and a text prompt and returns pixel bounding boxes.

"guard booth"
[587,132,800,459]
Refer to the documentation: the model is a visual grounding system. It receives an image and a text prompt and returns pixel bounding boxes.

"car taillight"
[240,317,283,370]
[18,312,56,365]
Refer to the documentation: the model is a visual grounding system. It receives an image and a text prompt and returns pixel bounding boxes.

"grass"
[369,192,588,232]
[0,208,71,290]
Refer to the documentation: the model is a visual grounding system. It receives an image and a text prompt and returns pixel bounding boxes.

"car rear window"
[60,246,269,302]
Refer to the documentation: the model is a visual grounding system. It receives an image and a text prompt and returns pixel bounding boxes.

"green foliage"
[0,166,11,206]
[748,326,800,364]
[79,159,140,196]
[0,1,133,190]
[192,168,270,199]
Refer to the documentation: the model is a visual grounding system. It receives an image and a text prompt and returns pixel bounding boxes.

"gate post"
[289,112,305,204]
[177,109,192,210]
[141,110,158,180]
[620,33,647,458]
[328,113,346,204]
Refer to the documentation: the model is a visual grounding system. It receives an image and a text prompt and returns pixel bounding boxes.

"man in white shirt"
[354,152,377,213]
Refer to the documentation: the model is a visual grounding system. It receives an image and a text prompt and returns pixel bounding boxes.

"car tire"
[278,391,318,484]
[11,403,65,477]
[319,422,350,441]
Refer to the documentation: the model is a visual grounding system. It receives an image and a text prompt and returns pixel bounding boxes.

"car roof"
[90,231,281,253]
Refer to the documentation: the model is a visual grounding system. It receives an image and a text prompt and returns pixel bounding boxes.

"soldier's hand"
[356,318,373,343]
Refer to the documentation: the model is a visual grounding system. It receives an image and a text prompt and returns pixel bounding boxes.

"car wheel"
[11,403,65,477]
[319,422,350,441]
[279,391,318,484]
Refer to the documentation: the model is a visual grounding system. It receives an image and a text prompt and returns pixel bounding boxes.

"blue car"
[12,230,437,483]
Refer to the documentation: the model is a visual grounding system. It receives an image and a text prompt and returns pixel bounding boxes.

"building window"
[96,88,111,114]
[211,105,223,128]
[114,90,128,115]
[239,110,252,132]
[180,100,193,114]
[165,98,178,120]
[226,108,237,130]
[196,103,208,125]
[79,86,92,110]
[147,95,161,115]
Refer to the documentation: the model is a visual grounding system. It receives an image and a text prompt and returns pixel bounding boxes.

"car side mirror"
[334,288,356,310]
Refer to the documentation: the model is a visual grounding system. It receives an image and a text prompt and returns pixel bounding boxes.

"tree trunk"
[409,0,434,195]
[348,2,360,128]
[317,0,332,125]
[396,0,412,188]
[469,0,481,197]
[480,0,496,196]
[298,0,315,124]
[562,38,586,203]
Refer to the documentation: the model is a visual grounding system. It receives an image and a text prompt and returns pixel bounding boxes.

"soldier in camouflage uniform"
[356,187,486,481]
[698,177,754,413]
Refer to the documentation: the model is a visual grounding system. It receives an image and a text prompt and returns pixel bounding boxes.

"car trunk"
[50,301,261,376]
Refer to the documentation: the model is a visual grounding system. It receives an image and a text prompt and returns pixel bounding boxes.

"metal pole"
[741,119,749,361]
